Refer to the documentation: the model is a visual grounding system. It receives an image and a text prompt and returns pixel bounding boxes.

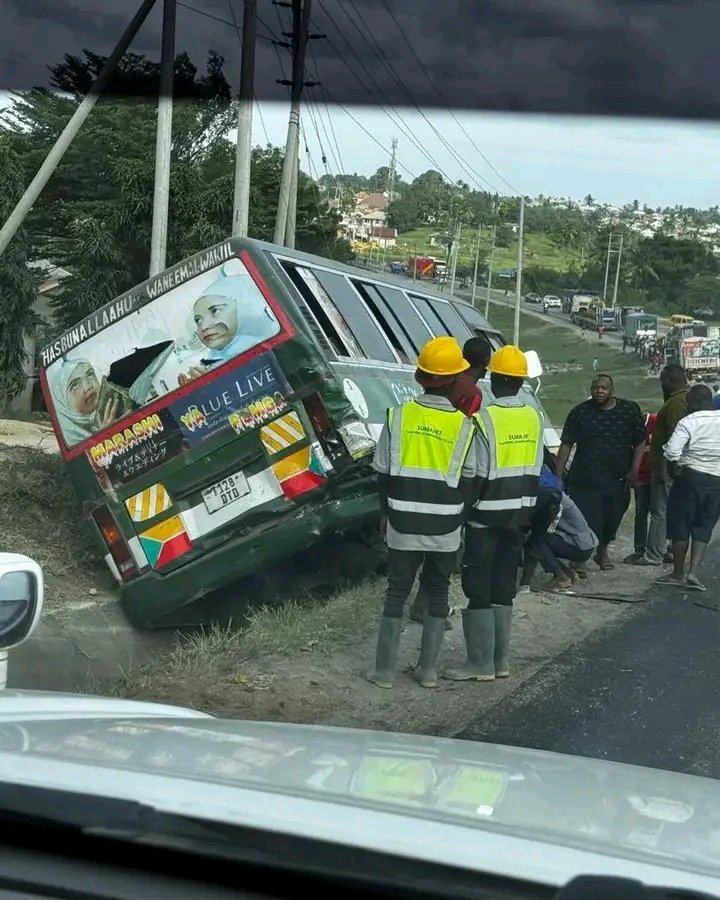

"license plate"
[202,471,250,514]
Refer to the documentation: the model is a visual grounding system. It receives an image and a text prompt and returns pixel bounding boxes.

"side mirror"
[525,350,544,379]
[0,554,43,651]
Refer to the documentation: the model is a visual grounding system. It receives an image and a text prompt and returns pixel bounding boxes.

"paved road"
[458,541,720,779]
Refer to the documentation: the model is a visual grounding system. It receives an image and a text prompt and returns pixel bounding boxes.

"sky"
[252,104,720,210]
[3,0,720,210]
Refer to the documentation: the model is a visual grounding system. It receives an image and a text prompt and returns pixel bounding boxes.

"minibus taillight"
[93,507,137,580]
[303,392,344,460]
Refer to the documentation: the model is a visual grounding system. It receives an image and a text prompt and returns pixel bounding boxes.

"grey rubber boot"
[366,616,402,688]
[443,609,495,681]
[409,587,451,630]
[415,616,446,688]
[493,605,513,678]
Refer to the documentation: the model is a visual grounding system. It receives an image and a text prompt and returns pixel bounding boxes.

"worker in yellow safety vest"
[445,345,544,683]
[368,336,477,690]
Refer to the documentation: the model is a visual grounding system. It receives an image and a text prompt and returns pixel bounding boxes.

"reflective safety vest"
[471,403,543,529]
[386,401,474,539]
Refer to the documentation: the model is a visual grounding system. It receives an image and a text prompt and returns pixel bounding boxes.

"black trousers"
[462,526,522,609]
[383,549,455,619]
[567,481,630,546]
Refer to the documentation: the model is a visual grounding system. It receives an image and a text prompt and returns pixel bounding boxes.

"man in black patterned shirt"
[554,375,646,570]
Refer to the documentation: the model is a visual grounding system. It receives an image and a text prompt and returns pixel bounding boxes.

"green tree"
[0,135,41,404]
[4,49,349,329]
[677,275,720,316]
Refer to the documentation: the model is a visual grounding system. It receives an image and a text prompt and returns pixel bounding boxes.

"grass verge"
[0,446,110,610]
[116,579,383,704]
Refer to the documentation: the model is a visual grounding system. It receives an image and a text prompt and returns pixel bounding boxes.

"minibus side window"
[350,280,417,363]
[424,297,472,342]
[281,262,361,357]
[408,294,451,336]
[310,270,398,364]
[369,284,434,353]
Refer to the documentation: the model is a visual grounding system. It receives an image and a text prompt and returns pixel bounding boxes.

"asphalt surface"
[458,540,720,779]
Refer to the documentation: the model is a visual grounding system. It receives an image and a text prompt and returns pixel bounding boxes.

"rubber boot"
[443,609,495,681]
[493,605,513,678]
[366,616,402,689]
[409,587,451,630]
[415,616,446,688]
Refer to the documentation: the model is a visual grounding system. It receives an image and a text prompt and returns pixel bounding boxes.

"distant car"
[543,295,562,308]
[525,292,542,304]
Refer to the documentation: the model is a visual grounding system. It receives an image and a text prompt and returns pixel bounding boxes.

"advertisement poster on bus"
[44,255,283,451]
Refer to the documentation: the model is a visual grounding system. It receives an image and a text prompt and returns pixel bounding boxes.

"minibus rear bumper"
[119,489,379,629]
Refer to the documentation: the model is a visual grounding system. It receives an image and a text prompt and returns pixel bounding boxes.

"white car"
[543,295,562,308]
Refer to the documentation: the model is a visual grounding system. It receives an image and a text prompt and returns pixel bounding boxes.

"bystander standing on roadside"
[633,365,688,567]
[624,412,657,563]
[657,384,720,592]
[555,375,645,571]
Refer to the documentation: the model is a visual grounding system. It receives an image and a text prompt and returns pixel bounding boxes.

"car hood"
[0,690,719,893]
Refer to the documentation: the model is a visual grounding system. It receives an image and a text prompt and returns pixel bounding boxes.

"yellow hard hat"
[487,345,528,378]
[416,336,470,376]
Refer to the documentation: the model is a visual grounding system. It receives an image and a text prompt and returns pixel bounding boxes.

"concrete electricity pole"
[484,224,497,320]
[149,0,176,276]
[611,234,624,307]
[232,0,257,238]
[513,196,525,346]
[449,222,461,298]
[471,223,482,308]
[273,0,312,246]
[284,131,299,247]
[603,232,613,301]
[0,0,158,258]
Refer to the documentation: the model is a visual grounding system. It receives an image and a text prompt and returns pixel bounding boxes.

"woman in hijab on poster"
[51,358,125,445]
[177,266,277,387]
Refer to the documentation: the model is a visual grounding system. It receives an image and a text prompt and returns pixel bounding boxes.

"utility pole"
[513,196,525,346]
[0,0,158,258]
[232,0,257,238]
[603,232,623,303]
[412,243,417,280]
[284,131,299,247]
[471,223,482,308]
[611,234,624,307]
[602,232,612,301]
[484,224,497,320]
[449,222,461,298]
[274,0,312,246]
[149,0,176,276]
[386,137,398,200]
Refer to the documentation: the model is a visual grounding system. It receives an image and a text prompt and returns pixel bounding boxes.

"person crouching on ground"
[537,486,599,588]
[368,336,477,689]
[657,384,720,592]
[445,346,544,683]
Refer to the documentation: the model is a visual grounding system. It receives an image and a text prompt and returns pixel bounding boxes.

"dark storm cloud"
[1,0,719,121]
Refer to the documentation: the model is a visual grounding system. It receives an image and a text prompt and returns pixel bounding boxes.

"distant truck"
[624,312,658,340]
[571,298,621,332]
[679,336,720,374]
[411,255,446,280]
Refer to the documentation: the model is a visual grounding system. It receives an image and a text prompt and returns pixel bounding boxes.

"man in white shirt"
[658,384,720,591]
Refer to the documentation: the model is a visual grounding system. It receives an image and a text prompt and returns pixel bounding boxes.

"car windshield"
[5,1,720,892]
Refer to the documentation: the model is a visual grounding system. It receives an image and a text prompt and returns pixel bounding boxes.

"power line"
[177,1,274,43]
[308,42,345,172]
[378,0,520,195]
[337,0,501,196]
[313,0,455,183]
